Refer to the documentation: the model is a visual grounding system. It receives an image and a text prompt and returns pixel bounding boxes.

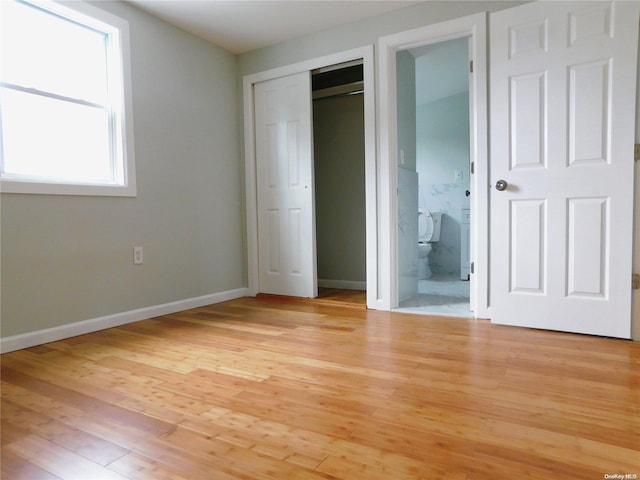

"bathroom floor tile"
[397,273,472,317]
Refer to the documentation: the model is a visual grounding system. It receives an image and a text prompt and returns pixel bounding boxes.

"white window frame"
[0,0,136,196]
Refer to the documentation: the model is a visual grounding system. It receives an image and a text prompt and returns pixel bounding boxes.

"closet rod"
[312,90,364,101]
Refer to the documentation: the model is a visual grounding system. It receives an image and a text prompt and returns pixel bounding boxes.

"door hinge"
[469,60,474,73]
[633,274,640,290]
[471,262,475,274]
[635,144,640,161]
[471,161,475,174]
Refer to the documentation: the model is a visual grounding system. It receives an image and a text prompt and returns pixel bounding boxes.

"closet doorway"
[312,62,366,306]
[243,46,378,309]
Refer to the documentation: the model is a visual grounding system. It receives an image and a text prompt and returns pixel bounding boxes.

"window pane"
[1,88,113,183]
[1,0,109,104]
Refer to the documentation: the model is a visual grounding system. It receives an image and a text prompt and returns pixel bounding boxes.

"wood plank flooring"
[315,288,366,308]
[258,289,367,309]
[2,295,639,479]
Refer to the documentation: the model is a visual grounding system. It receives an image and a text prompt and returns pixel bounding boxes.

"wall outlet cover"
[133,246,143,265]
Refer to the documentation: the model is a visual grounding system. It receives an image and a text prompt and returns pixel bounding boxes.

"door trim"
[243,46,378,308]
[377,13,489,316]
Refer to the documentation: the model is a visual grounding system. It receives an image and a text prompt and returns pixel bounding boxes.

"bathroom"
[396,37,472,316]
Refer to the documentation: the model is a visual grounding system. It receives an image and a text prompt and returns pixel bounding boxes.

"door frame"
[243,46,378,307]
[377,13,489,316]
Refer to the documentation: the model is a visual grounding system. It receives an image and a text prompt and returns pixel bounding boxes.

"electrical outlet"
[133,246,143,265]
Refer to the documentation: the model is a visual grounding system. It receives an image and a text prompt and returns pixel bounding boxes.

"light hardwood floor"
[1,296,638,479]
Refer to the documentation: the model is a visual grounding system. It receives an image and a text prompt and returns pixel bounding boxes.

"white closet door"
[254,72,317,298]
[490,1,639,337]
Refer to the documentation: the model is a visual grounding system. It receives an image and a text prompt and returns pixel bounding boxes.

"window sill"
[1,179,136,197]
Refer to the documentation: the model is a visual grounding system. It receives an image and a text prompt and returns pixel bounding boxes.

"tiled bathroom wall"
[398,167,419,301]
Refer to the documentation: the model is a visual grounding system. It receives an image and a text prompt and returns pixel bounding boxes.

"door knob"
[465,190,471,197]
[495,180,508,191]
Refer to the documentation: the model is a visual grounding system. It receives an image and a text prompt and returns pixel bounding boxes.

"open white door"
[490,1,639,338]
[254,72,317,298]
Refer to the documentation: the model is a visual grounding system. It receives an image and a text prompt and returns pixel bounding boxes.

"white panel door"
[490,1,639,338]
[254,72,317,298]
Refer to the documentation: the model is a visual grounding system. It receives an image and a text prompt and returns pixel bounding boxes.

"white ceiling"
[126,1,422,54]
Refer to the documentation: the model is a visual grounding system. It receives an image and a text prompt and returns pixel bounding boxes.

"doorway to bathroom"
[396,37,473,317]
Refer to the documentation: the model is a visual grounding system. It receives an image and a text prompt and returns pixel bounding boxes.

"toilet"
[418,209,442,279]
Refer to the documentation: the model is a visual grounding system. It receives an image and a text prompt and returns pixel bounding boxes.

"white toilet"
[418,209,442,279]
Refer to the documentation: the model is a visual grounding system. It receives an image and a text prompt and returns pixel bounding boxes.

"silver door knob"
[495,180,508,191]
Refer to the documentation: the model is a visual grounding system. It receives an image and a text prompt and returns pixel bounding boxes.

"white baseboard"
[0,287,249,354]
[317,279,366,291]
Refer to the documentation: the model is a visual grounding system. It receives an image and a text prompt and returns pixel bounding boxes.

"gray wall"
[0,1,244,337]
[313,94,366,284]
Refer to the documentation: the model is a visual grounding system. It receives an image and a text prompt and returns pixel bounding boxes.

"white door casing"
[378,13,488,314]
[243,46,377,306]
[254,72,317,298]
[490,1,640,338]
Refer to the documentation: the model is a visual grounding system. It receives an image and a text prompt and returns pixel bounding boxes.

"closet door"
[254,72,317,298]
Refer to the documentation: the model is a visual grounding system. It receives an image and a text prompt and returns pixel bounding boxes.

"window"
[0,0,135,196]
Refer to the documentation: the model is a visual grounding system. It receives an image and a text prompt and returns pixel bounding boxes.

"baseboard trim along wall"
[317,279,367,291]
[0,288,249,354]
